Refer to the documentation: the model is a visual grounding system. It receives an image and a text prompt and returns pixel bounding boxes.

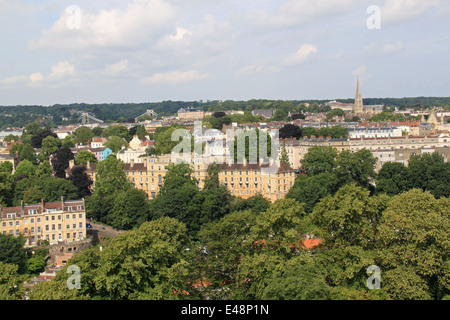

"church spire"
[354,76,363,114]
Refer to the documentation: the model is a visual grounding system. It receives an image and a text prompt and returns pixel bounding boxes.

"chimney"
[130,159,134,168]
[69,159,75,170]
[86,160,91,170]
[243,157,248,166]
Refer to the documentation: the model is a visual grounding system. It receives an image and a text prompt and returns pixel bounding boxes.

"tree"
[68,165,93,198]
[326,108,345,120]
[23,185,44,204]
[279,124,302,140]
[31,130,57,149]
[376,162,409,196]
[250,198,306,257]
[229,194,271,214]
[0,234,26,271]
[0,171,13,206]
[94,155,130,197]
[51,147,75,178]
[105,136,127,153]
[86,156,129,223]
[0,161,13,174]
[197,210,257,298]
[261,256,332,300]
[308,184,389,248]
[302,126,317,138]
[38,135,61,162]
[286,172,332,213]
[154,126,187,155]
[329,149,377,192]
[150,163,200,231]
[376,189,450,300]
[301,146,337,174]
[279,142,291,167]
[407,152,450,198]
[0,262,27,300]
[75,150,98,166]
[30,217,192,300]
[13,176,78,206]
[106,188,150,230]
[186,164,232,235]
[35,160,53,178]
[13,159,36,179]
[18,143,37,164]
[73,126,93,145]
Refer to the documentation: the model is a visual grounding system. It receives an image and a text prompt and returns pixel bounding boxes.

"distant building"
[347,126,403,139]
[352,77,384,115]
[0,199,86,247]
[219,160,296,203]
[251,109,275,118]
[177,107,205,121]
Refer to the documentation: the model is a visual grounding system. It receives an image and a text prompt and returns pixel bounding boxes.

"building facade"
[219,160,296,202]
[0,199,86,247]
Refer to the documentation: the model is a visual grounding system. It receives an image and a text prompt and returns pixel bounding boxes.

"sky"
[0,0,449,106]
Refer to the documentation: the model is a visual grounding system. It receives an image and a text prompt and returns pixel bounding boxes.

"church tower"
[354,76,363,114]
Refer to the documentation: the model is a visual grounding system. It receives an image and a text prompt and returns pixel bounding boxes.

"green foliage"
[301,146,337,174]
[75,150,98,166]
[105,136,128,153]
[94,155,130,197]
[14,159,36,179]
[329,149,377,192]
[30,217,192,300]
[0,234,27,271]
[105,188,150,230]
[286,172,332,213]
[13,176,78,206]
[0,262,27,300]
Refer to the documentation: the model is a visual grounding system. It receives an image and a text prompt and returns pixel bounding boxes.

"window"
[28,209,37,215]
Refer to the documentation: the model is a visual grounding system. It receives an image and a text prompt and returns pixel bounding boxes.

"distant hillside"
[0,97,449,129]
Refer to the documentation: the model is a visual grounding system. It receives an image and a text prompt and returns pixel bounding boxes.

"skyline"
[0,0,449,106]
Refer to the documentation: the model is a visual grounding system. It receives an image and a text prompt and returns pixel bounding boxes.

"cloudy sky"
[0,0,449,106]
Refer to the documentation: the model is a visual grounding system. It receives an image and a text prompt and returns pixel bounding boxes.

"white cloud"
[169,27,192,41]
[381,41,404,54]
[0,62,76,88]
[140,70,213,84]
[103,60,130,76]
[29,0,176,51]
[245,0,358,29]
[281,44,318,66]
[364,41,405,54]
[380,0,441,24]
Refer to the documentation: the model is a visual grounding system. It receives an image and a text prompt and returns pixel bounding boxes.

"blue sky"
[0,0,449,106]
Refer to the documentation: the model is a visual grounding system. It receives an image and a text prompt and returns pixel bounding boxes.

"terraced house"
[219,159,296,202]
[0,198,86,247]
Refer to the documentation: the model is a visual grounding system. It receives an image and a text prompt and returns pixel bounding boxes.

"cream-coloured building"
[124,154,209,199]
[0,199,86,247]
[177,107,205,121]
[219,159,296,203]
